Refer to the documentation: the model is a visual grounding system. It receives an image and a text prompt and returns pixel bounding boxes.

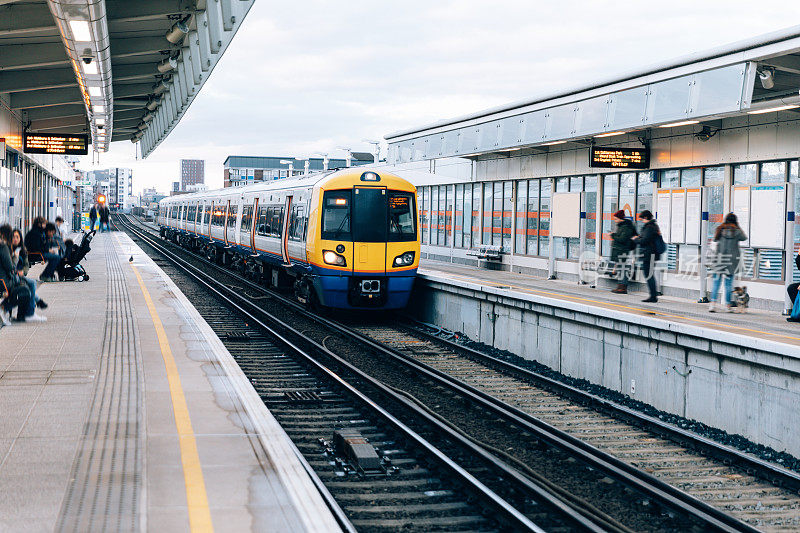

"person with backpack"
[788,252,800,323]
[99,203,110,232]
[707,213,747,313]
[632,210,664,303]
[0,224,39,324]
[609,209,637,294]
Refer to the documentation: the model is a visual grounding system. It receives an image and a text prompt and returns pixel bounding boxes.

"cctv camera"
[82,56,93,65]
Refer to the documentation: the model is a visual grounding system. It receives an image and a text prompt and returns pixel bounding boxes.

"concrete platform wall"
[409,275,800,457]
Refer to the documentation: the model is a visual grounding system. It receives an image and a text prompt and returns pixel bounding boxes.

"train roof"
[159,167,415,205]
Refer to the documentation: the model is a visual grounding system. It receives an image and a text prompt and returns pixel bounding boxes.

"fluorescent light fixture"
[69,20,92,42]
[93,104,104,113]
[747,104,799,114]
[95,118,105,125]
[88,86,101,97]
[659,120,699,128]
[83,61,98,75]
[594,131,625,138]
[542,140,566,146]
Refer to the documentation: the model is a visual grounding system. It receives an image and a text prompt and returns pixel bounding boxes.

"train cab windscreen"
[322,188,417,242]
[388,192,416,242]
[321,190,352,240]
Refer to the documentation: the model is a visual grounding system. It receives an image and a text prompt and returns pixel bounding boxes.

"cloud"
[82,1,796,193]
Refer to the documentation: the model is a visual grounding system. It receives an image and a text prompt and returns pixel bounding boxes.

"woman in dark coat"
[609,210,637,294]
[633,210,661,303]
[708,213,747,312]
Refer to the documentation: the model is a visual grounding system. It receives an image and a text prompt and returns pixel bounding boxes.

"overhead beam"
[25,104,86,120]
[111,37,176,59]
[0,3,58,36]
[112,63,159,82]
[0,43,69,70]
[106,0,194,23]
[762,56,800,75]
[113,83,156,98]
[9,87,83,109]
[0,68,75,92]
[115,98,149,107]
[29,115,88,131]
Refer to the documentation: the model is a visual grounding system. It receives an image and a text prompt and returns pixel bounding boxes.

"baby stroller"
[57,230,95,282]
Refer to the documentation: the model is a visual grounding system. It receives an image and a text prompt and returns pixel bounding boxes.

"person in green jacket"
[609,210,637,294]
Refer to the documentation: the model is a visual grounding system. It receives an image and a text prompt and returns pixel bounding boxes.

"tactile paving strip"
[55,244,144,532]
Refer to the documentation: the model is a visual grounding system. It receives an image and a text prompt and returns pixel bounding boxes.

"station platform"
[419,261,800,351]
[412,259,800,457]
[0,232,340,532]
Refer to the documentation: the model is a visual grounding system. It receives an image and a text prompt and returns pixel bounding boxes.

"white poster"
[749,185,785,249]
[656,190,671,243]
[670,188,686,244]
[551,192,582,238]
[685,188,702,245]
[732,186,751,248]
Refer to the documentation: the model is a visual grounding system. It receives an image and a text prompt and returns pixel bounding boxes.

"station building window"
[454,184,464,248]
[539,180,551,257]
[482,183,492,245]
[526,179,539,256]
[515,180,527,254]
[601,174,619,257]
[430,186,439,246]
[791,161,800,283]
[444,184,453,246]
[471,183,481,247]
[438,185,448,246]
[420,187,428,245]
[584,176,598,256]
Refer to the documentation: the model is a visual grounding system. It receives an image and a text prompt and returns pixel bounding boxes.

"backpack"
[654,233,667,255]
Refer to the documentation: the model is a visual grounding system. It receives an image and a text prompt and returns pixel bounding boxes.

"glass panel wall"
[482,183,492,244]
[491,182,502,246]
[420,187,429,245]
[472,183,481,247]
[704,166,724,242]
[444,185,453,246]
[430,186,439,246]
[601,174,618,257]
[463,184,473,249]
[503,181,513,251]
[539,179,551,256]
[553,178,568,258]
[760,161,785,183]
[438,185,447,246]
[584,176,598,254]
[791,161,800,283]
[733,164,757,184]
[515,181,527,254]
[526,180,539,256]
[454,184,463,248]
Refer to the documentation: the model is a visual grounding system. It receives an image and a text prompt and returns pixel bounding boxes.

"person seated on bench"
[0,224,41,324]
[24,216,47,263]
[11,228,48,313]
[39,222,62,282]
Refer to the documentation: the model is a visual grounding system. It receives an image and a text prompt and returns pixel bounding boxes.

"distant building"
[180,159,205,190]
[222,154,374,187]
[85,167,133,210]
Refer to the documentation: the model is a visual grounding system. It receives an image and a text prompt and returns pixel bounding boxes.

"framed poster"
[670,188,686,244]
[551,192,582,238]
[749,185,785,249]
[732,186,751,248]
[685,188,702,245]
[656,190,672,243]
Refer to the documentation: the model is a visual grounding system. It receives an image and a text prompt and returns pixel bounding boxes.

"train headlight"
[393,251,415,267]
[323,250,346,266]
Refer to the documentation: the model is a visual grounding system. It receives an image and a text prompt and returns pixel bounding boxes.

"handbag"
[792,289,800,319]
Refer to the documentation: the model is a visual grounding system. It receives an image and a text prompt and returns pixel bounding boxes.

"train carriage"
[159,168,419,310]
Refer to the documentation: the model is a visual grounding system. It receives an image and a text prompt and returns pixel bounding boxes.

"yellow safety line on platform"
[131,263,214,533]
[431,270,800,344]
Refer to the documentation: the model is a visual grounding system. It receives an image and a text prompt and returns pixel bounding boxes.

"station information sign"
[23,133,89,155]
[589,146,649,169]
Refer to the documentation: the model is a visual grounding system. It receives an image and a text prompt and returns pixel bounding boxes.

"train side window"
[321,190,352,240]
[388,191,417,242]
[257,205,269,235]
[203,204,211,226]
[227,204,238,227]
[240,204,254,232]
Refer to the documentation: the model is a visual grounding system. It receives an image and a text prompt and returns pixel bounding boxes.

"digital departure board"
[589,147,649,169]
[23,133,89,155]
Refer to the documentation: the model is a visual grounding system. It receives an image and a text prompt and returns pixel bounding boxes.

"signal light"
[97,194,107,204]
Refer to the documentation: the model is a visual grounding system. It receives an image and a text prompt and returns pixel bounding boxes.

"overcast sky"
[76,1,797,194]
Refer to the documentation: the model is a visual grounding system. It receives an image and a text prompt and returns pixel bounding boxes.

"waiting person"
[54,216,66,254]
[609,209,637,294]
[10,228,48,314]
[786,252,800,323]
[39,222,62,282]
[99,203,110,232]
[708,213,747,313]
[632,210,661,303]
[24,216,47,257]
[89,203,98,232]
[0,224,37,324]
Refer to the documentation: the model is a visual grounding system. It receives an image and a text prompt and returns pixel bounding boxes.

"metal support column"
[698,187,710,303]
[784,182,795,314]
[547,178,556,280]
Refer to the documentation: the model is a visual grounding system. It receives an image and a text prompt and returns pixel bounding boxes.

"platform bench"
[467,245,505,261]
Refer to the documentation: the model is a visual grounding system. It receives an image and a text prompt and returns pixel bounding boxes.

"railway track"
[115,216,616,532]
[118,214,797,532]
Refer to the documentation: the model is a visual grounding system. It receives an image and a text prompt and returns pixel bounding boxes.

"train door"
[352,186,387,275]
[251,198,259,253]
[281,195,292,265]
[208,201,214,242]
[223,200,231,245]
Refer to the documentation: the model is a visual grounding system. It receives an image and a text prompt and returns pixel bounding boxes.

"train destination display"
[23,133,89,155]
[589,147,649,169]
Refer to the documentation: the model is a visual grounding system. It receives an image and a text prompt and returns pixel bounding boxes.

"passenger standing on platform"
[610,209,637,294]
[0,224,35,324]
[89,204,98,232]
[11,229,47,314]
[708,213,747,313]
[632,210,661,303]
[788,252,800,323]
[99,204,110,232]
[54,216,66,255]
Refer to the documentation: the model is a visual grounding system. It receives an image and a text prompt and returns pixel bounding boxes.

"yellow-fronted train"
[158,169,420,309]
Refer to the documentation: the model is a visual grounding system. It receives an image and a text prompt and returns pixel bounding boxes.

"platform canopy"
[0,0,253,157]
[385,25,800,164]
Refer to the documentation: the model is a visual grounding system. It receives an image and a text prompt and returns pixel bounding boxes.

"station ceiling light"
[594,131,626,138]
[82,61,98,75]
[87,86,101,97]
[659,120,699,128]
[68,20,91,42]
[748,104,799,114]
[542,140,567,146]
